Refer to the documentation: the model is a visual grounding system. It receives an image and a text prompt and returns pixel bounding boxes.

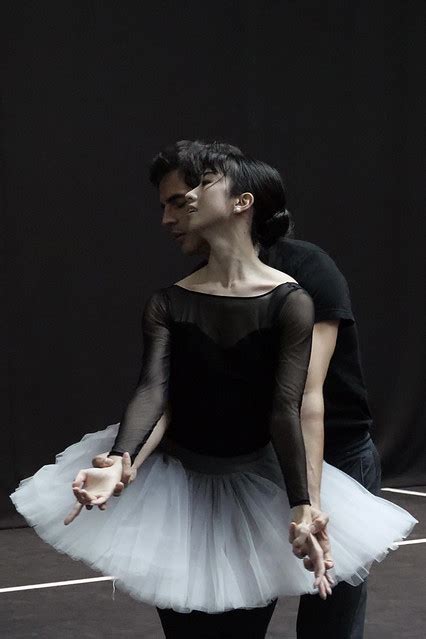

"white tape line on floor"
[0,576,113,593]
[381,488,426,497]
[396,538,426,546]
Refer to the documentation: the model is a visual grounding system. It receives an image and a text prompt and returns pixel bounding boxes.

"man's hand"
[290,508,333,564]
[289,507,334,599]
[303,507,334,573]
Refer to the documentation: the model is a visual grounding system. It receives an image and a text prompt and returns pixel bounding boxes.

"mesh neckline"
[172,282,298,299]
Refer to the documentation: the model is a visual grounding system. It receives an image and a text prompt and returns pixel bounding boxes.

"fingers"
[94,452,132,492]
[323,545,334,568]
[72,470,88,490]
[113,482,125,497]
[113,453,134,495]
[73,487,108,508]
[64,496,107,525]
[309,534,325,584]
[303,557,314,571]
[121,452,132,485]
[85,503,107,511]
[290,522,311,558]
[325,570,335,587]
[71,453,133,521]
[317,576,326,600]
[92,455,115,468]
[72,469,98,509]
[292,540,307,558]
[310,512,329,535]
[304,556,335,588]
[293,543,307,558]
[73,487,92,505]
[317,575,333,600]
[311,538,334,595]
[89,495,108,506]
[64,501,83,525]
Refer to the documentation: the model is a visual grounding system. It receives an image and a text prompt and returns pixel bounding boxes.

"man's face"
[158,169,208,256]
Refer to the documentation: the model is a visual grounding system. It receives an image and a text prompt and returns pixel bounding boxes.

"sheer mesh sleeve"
[108,290,171,461]
[270,287,315,507]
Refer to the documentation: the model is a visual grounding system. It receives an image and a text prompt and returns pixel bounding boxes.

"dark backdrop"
[2,2,425,525]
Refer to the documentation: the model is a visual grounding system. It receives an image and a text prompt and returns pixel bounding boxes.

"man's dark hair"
[149,140,205,189]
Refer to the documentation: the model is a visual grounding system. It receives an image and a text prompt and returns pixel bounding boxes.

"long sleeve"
[108,289,171,461]
[270,287,315,507]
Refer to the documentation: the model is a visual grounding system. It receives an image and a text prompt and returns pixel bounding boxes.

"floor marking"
[0,576,113,593]
[1,539,425,594]
[396,538,426,546]
[381,488,426,497]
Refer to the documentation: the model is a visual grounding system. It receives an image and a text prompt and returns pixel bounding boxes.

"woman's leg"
[157,599,277,638]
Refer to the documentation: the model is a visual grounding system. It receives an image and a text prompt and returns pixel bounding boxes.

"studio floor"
[1,488,424,638]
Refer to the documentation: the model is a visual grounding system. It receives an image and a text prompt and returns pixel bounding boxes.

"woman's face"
[183,171,237,238]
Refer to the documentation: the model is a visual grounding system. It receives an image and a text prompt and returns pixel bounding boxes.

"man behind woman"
[11,141,415,639]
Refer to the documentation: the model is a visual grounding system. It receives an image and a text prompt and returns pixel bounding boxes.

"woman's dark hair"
[150,140,245,190]
[197,142,294,248]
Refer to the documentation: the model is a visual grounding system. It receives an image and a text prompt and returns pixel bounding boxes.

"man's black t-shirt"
[260,238,372,458]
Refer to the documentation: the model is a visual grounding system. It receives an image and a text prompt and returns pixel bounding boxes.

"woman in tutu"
[11,144,416,638]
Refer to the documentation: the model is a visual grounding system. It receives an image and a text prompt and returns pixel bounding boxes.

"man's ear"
[234,192,254,213]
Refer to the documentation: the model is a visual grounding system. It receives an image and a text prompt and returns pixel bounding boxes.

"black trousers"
[157,599,277,638]
[297,435,382,639]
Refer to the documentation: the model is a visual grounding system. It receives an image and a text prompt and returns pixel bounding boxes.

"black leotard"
[109,282,314,507]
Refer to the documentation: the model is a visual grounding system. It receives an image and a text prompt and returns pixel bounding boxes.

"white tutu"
[10,423,416,613]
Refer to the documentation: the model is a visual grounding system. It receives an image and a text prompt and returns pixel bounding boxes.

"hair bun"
[257,209,292,248]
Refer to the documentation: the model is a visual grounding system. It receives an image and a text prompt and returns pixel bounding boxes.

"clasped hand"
[63,452,135,525]
[289,507,334,599]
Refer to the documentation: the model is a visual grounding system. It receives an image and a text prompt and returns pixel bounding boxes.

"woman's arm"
[108,289,171,461]
[92,411,170,489]
[269,287,315,509]
[68,290,172,520]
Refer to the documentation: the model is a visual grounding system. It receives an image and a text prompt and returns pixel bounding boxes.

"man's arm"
[300,320,339,509]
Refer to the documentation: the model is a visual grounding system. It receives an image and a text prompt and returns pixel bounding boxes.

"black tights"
[157,599,277,638]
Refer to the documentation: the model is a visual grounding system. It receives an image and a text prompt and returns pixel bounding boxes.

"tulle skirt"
[10,423,416,613]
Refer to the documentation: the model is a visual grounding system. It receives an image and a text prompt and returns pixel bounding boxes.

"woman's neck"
[195,233,266,290]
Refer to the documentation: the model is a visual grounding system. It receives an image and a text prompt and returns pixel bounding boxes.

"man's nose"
[161,207,177,227]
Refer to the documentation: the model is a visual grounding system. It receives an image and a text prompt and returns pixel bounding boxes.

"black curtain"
[2,1,425,526]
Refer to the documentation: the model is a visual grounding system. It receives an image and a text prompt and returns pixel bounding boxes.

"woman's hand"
[301,506,334,574]
[91,452,135,496]
[289,505,333,600]
[64,460,125,526]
